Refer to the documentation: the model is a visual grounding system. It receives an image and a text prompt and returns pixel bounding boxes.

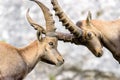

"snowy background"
[0,0,120,80]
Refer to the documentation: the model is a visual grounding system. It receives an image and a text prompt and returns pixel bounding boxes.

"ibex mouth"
[56,61,64,67]
[41,58,56,65]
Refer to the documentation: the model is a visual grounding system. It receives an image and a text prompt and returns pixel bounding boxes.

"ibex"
[0,1,64,80]
[50,0,120,63]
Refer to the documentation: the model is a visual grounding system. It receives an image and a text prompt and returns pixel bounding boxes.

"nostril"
[97,51,103,57]
[97,53,102,57]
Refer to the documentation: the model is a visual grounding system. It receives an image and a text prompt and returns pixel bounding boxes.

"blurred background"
[0,0,120,80]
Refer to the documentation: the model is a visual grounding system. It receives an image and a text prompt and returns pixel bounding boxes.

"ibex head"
[27,0,64,66]
[76,12,103,57]
[51,0,103,57]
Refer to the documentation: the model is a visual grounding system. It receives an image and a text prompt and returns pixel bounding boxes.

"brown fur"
[51,0,120,63]
[0,0,65,79]
[0,37,64,80]
[72,19,120,62]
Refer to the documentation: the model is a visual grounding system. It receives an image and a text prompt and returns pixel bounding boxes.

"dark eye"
[87,32,92,38]
[49,42,54,46]
[86,32,93,40]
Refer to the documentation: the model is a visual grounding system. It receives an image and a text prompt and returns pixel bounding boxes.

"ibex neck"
[18,40,41,72]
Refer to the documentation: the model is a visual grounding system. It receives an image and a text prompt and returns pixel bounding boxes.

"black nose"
[97,51,103,57]
[97,53,102,57]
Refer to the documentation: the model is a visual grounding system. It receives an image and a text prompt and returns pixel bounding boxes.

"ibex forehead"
[45,36,58,42]
[46,32,57,37]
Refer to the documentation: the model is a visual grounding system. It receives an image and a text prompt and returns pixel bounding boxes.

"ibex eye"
[87,32,92,37]
[49,42,54,46]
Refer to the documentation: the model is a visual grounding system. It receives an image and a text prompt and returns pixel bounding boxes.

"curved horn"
[26,8,46,34]
[51,0,83,37]
[31,0,56,33]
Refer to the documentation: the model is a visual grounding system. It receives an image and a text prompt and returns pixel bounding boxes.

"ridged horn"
[51,0,83,37]
[31,0,56,33]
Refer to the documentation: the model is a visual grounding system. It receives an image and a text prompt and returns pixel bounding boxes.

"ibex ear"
[86,11,92,26]
[37,30,43,41]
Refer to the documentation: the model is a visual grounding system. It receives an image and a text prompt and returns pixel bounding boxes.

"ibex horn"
[31,0,56,33]
[51,0,83,37]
